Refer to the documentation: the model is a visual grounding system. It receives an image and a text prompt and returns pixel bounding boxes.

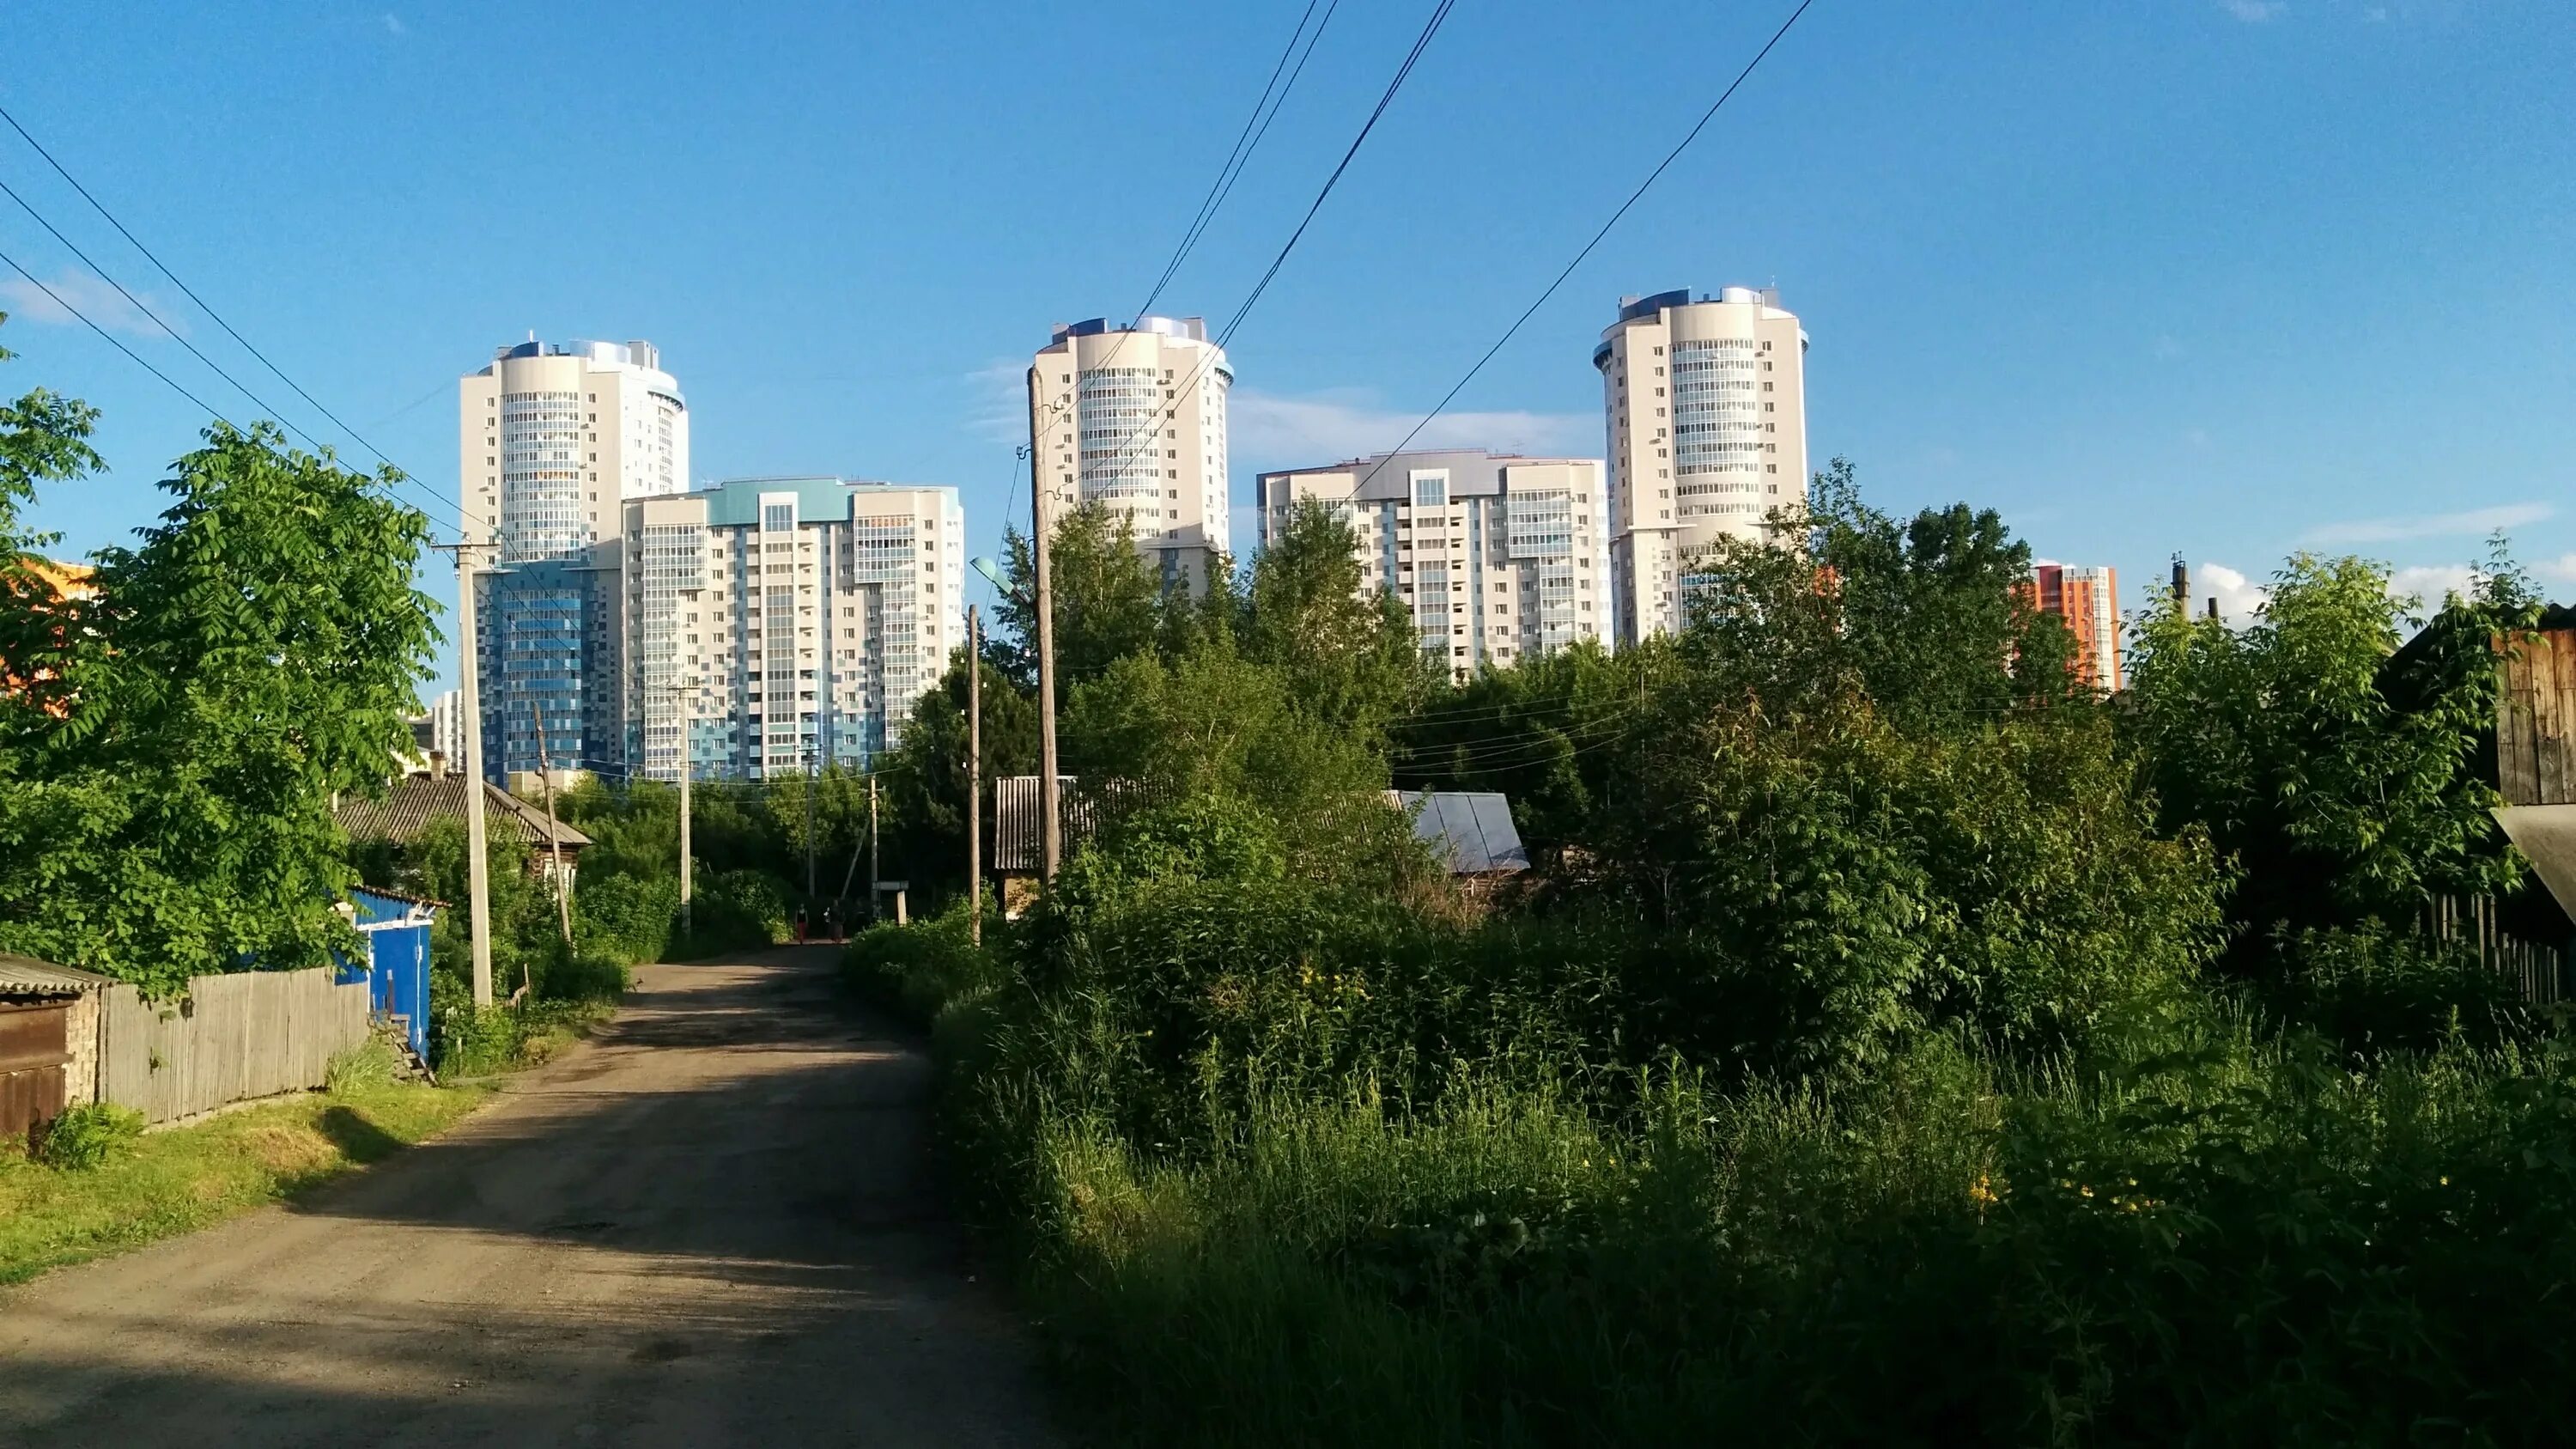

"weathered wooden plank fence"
[2428,894,2567,1008]
[98,968,373,1125]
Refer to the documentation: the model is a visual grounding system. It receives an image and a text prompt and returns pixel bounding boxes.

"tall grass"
[848,892,2576,1446]
[1003,1029,2576,1446]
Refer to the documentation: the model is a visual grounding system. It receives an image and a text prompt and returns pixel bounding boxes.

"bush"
[2263,922,2541,1054]
[36,1102,145,1171]
[670,868,791,958]
[574,871,677,965]
[841,901,1004,1026]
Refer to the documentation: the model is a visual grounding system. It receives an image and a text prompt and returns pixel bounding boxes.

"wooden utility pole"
[966,604,981,945]
[1029,445,1062,880]
[530,699,574,947]
[446,543,495,1008]
[677,686,694,940]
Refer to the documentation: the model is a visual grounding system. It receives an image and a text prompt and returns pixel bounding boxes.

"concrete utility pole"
[1027,443,1062,880]
[966,604,981,945]
[868,771,881,923]
[531,699,574,947]
[804,748,819,904]
[447,543,495,1008]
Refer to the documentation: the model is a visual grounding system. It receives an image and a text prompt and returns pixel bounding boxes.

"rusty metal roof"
[0,953,114,993]
[335,775,591,850]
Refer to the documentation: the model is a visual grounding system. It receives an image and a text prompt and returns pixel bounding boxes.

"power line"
[0,243,236,427]
[1134,0,1340,323]
[0,175,330,456]
[0,100,421,485]
[1020,0,1345,543]
[1354,0,1820,492]
[1079,0,1456,497]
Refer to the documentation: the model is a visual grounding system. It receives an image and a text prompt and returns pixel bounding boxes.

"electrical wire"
[1134,0,1340,323]
[0,100,429,492]
[1076,0,1455,498]
[0,174,330,456]
[1352,0,1819,492]
[0,242,236,426]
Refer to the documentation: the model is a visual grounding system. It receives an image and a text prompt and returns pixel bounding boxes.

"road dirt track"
[0,947,1061,1447]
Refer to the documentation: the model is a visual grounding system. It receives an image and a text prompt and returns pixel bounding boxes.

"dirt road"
[0,947,1060,1447]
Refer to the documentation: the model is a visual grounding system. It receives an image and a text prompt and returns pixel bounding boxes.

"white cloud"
[1230,388,1595,468]
[381,12,407,34]
[0,268,182,338]
[2388,563,2476,609]
[963,358,1025,442]
[2153,334,2186,360]
[2219,0,2287,19]
[2535,553,2576,585]
[2302,501,2550,545]
[2197,562,2271,626]
[2183,427,2211,448]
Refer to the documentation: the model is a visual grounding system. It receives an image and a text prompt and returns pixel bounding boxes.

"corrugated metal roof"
[993,776,1107,874]
[0,953,113,992]
[335,775,592,850]
[1390,790,1530,876]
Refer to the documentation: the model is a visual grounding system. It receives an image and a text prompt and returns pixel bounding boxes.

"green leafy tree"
[0,420,437,995]
[1060,630,1423,891]
[2124,549,2535,953]
[990,500,1166,691]
[1688,459,2085,731]
[0,314,104,725]
[1241,497,1432,742]
[878,644,1040,905]
[1393,637,1680,855]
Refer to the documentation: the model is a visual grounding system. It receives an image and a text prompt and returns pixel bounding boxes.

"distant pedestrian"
[794,908,808,944]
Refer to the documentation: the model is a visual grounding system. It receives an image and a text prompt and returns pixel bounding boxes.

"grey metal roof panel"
[1465,792,1531,873]
[0,953,114,991]
[1393,790,1528,876]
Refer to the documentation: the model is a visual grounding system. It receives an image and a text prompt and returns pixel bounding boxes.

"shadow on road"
[0,947,1057,1449]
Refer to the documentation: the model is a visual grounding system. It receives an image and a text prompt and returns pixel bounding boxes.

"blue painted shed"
[339,886,439,1063]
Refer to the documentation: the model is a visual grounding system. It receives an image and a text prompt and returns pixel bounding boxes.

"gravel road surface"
[0,947,1060,1447]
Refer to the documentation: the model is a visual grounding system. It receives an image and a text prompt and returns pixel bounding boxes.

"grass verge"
[0,1076,491,1286]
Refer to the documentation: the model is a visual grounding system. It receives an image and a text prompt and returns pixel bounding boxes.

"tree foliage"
[0,408,437,996]
[2123,548,2535,952]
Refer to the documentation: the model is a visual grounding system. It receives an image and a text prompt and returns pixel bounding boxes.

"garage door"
[0,1000,70,1142]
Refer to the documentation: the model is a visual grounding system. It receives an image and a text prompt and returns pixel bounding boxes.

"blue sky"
[3,0,2569,691]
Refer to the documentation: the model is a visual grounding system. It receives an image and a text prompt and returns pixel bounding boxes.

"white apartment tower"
[1257,449,1611,679]
[1595,288,1807,644]
[1028,316,1231,592]
[623,477,966,782]
[458,338,691,779]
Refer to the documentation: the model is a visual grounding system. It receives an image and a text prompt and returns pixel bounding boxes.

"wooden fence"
[2428,895,2567,1008]
[98,967,373,1125]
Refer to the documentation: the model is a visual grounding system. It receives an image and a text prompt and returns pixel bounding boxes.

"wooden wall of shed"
[2496,630,2576,807]
[98,968,372,1125]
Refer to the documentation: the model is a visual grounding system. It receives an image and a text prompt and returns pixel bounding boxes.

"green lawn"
[0,1080,491,1286]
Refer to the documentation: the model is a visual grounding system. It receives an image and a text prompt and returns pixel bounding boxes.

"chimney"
[2170,557,2190,614]
[2206,598,2219,622]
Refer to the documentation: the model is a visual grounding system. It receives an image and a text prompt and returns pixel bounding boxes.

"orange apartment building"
[2015,563,2121,691]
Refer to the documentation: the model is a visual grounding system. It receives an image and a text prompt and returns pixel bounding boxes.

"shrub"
[573,871,677,965]
[670,868,791,958]
[2262,922,2541,1054]
[36,1102,145,1171]
[841,901,1004,1026]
